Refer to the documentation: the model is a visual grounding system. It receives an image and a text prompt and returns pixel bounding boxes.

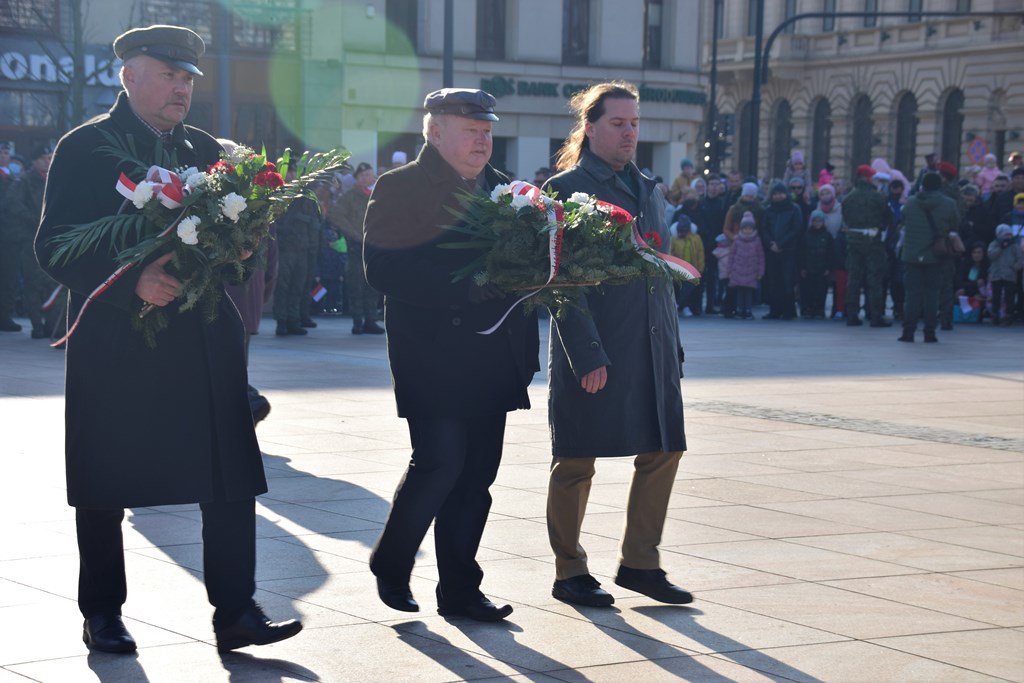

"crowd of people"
[658,149,1024,341]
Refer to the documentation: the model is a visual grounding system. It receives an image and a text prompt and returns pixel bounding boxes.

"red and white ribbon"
[478,182,564,335]
[115,165,189,210]
[631,227,702,282]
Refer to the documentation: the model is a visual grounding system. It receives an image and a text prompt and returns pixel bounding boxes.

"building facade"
[705,0,1024,186]
[2,0,708,183]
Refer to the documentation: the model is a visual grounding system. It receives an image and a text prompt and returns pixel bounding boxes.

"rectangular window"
[747,0,758,36]
[232,0,299,52]
[142,0,214,44]
[386,0,418,53]
[476,0,505,61]
[643,0,663,68]
[0,89,60,127]
[783,0,797,34]
[0,0,58,31]
[715,0,725,39]
[823,0,836,32]
[908,0,923,23]
[863,0,878,28]
[563,0,590,65]
[955,0,971,11]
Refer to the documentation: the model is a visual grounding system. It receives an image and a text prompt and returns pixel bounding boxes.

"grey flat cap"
[424,88,498,121]
[114,25,205,76]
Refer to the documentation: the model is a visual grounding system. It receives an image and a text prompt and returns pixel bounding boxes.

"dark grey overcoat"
[35,91,267,509]
[363,142,539,418]
[544,149,686,458]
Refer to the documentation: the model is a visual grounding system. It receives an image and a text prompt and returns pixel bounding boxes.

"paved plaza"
[1,310,1022,682]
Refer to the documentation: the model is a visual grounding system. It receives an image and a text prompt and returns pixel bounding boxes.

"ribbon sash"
[115,165,189,209]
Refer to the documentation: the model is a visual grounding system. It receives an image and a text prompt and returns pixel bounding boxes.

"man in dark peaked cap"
[363,88,539,622]
[34,24,302,655]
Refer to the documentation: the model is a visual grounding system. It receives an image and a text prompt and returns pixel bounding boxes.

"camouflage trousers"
[845,238,888,322]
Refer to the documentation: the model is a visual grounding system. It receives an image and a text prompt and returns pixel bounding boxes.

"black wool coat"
[543,149,686,458]
[35,91,267,509]
[362,142,539,418]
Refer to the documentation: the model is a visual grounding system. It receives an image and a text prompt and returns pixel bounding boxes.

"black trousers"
[370,414,506,606]
[902,262,942,335]
[76,499,256,625]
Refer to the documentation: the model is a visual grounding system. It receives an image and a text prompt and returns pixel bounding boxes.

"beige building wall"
[705,0,1024,186]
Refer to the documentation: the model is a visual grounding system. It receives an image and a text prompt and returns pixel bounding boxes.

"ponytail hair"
[554,81,639,172]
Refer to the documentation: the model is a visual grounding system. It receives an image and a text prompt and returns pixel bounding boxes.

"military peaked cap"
[114,25,206,76]
[424,89,499,121]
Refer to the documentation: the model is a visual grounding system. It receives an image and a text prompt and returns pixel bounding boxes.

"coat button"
[590,340,599,349]
[452,317,462,326]
[651,326,657,334]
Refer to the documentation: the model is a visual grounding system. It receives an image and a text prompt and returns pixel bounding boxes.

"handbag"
[923,207,965,259]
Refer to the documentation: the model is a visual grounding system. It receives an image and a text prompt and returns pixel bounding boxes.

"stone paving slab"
[1,312,1022,682]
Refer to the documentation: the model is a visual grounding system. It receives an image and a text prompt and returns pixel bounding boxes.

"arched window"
[737,101,751,174]
[771,99,793,180]
[940,89,965,169]
[894,91,918,177]
[850,94,874,174]
[811,98,832,183]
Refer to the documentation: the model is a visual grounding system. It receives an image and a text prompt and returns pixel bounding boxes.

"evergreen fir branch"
[47,214,150,267]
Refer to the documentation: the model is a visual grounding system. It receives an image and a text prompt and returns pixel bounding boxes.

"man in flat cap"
[34,24,301,654]
[363,88,539,621]
[842,164,893,327]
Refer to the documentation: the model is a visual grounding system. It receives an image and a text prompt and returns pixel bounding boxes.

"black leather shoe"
[897,333,914,343]
[437,595,513,622]
[552,574,614,607]
[275,322,289,336]
[924,332,939,343]
[846,317,863,327]
[362,321,385,335]
[286,322,308,335]
[31,328,50,339]
[870,319,893,328]
[300,317,318,328]
[214,604,302,653]
[614,566,693,605]
[249,394,271,424]
[0,318,22,332]
[376,577,419,612]
[83,615,137,653]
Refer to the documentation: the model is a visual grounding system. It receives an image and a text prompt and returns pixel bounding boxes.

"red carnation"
[595,200,634,225]
[262,162,277,171]
[644,231,662,248]
[254,171,285,189]
[208,160,235,174]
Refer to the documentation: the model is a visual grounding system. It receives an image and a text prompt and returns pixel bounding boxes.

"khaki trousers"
[546,451,682,580]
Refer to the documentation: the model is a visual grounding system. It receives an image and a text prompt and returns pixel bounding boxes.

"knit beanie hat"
[818,183,835,199]
[961,184,980,197]
[740,211,756,227]
[741,182,758,198]
[1014,192,1024,205]
[771,181,788,196]
[810,209,826,222]
[996,223,1012,237]
[680,158,694,170]
[791,150,804,164]
[715,233,728,244]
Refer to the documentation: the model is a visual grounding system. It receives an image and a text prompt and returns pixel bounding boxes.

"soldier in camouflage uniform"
[329,162,384,334]
[272,188,320,336]
[936,162,965,330]
[842,165,893,327]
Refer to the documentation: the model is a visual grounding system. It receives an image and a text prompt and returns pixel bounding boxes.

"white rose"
[176,215,200,245]
[490,184,511,202]
[180,167,206,188]
[510,193,533,210]
[579,203,596,215]
[220,192,247,222]
[568,192,591,205]
[132,181,156,209]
